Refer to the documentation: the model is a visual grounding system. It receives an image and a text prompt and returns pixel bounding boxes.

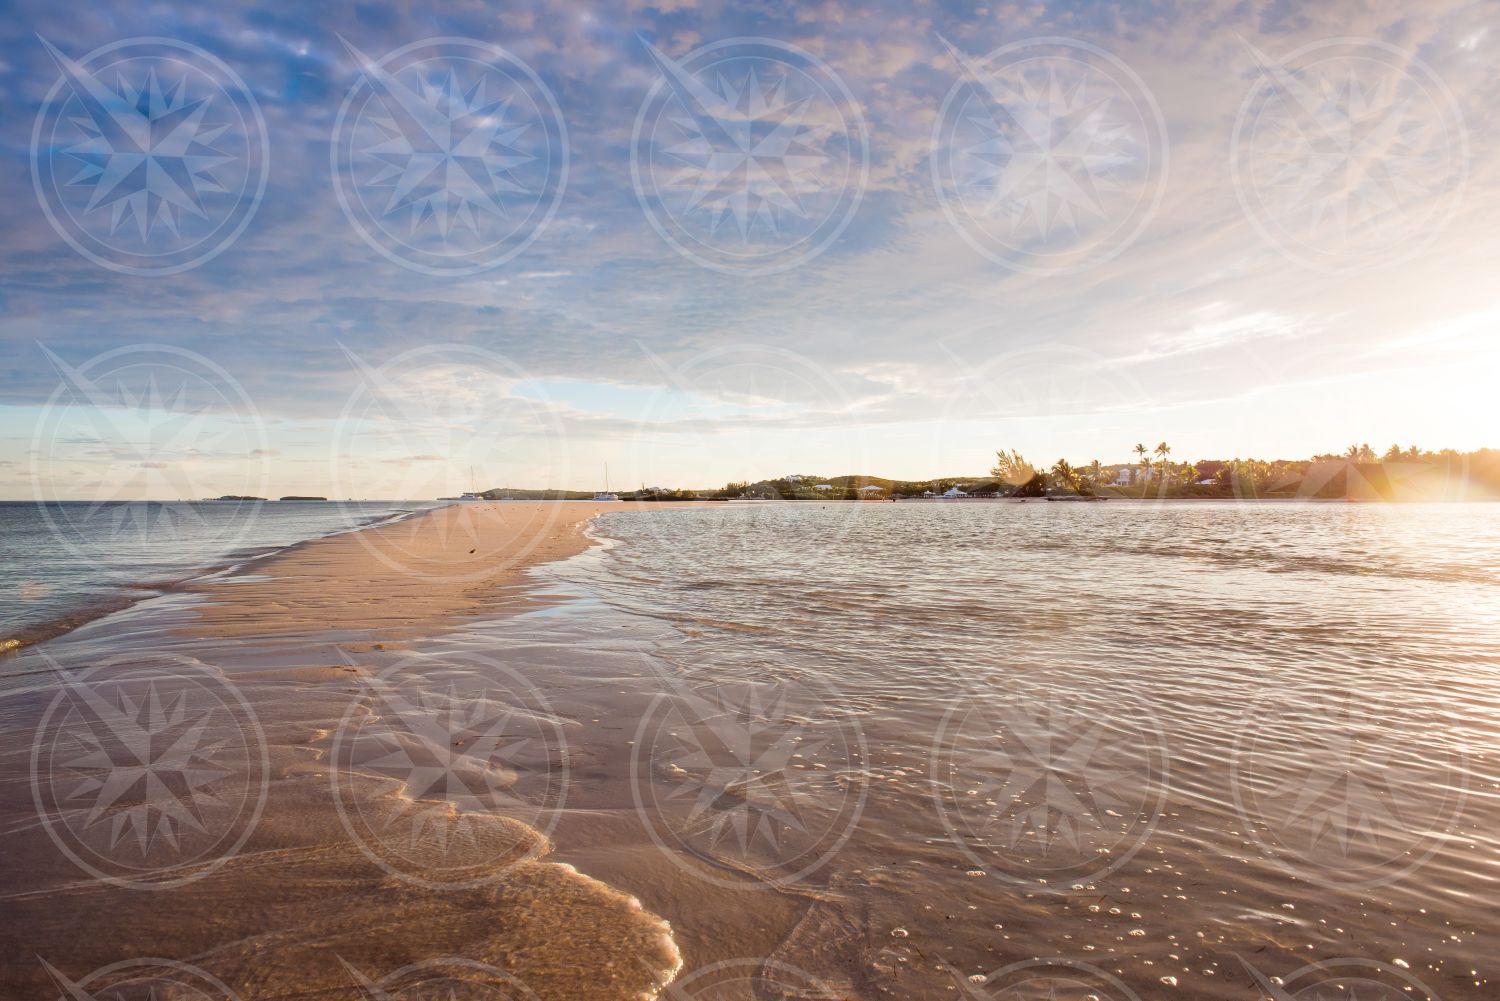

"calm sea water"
[0,500,431,648]
[550,501,1500,999]
[2,499,1497,999]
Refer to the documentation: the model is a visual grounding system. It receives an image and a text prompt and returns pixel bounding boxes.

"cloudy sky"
[1,0,1496,498]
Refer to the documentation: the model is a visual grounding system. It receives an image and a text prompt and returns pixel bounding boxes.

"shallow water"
[550,501,1500,1000]
[0,500,430,648]
[1,500,1497,1001]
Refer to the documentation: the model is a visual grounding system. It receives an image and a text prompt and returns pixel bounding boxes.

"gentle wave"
[0,501,434,654]
[556,501,1500,998]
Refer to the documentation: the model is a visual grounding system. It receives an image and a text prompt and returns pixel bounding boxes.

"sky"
[0,0,1496,499]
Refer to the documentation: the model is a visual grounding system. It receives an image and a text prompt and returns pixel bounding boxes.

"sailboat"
[593,464,619,502]
[460,466,483,501]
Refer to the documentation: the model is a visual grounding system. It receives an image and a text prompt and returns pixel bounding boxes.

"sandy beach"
[3,500,1496,1001]
[184,501,677,639]
[0,502,718,1001]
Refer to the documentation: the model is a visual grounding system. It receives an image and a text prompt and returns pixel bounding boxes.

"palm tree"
[1154,441,1171,480]
[1089,459,1102,486]
[1051,458,1080,493]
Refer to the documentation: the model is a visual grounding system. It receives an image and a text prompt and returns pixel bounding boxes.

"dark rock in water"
[279,496,328,501]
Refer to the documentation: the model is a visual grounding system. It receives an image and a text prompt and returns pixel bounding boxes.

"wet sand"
[0,502,710,1001]
[185,501,659,639]
[5,500,1493,1001]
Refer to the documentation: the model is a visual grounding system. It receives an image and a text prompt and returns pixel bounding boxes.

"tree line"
[989,444,1500,499]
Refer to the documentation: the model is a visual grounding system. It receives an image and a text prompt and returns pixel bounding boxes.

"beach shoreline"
[4,500,1495,1000]
[0,500,711,1001]
[0,501,426,656]
[180,500,678,640]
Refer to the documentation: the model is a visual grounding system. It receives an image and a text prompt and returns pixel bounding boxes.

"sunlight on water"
[554,501,1500,999]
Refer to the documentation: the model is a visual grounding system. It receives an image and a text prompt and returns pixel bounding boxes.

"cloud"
[1,0,1497,492]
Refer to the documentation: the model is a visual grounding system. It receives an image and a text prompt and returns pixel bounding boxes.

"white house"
[942,486,968,498]
[814,483,833,491]
[785,474,804,483]
[859,485,883,494]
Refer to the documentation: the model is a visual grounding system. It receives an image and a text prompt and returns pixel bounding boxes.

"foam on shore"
[0,501,706,1000]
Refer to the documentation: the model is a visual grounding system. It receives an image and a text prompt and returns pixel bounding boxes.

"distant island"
[197,495,328,502]
[460,443,1498,503]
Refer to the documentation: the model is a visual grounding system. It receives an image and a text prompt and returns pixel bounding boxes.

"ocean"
[0,500,431,649]
[1,499,1497,999]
